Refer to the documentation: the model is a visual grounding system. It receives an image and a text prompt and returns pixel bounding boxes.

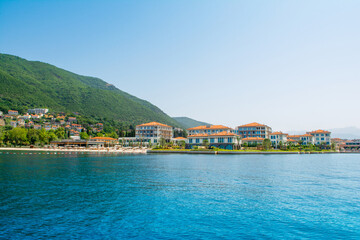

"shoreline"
[1,148,356,155]
[148,150,345,155]
[0,147,147,154]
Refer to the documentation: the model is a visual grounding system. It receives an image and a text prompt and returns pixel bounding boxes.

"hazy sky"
[1,0,360,131]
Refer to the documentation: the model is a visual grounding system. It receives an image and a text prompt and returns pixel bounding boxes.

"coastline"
[0,147,147,154]
[147,150,343,155]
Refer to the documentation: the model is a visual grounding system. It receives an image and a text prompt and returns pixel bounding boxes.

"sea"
[0,152,359,239]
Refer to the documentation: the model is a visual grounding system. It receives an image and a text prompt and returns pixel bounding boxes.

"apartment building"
[236,122,272,139]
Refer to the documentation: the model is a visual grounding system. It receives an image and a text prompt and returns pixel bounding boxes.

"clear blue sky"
[1,0,360,131]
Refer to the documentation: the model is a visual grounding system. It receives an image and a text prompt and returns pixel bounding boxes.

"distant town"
[0,108,359,152]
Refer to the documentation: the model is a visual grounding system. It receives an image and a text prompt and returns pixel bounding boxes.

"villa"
[8,110,18,116]
[308,130,331,145]
[270,132,288,147]
[236,122,272,139]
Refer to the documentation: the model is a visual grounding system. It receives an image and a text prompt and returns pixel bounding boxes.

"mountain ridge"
[173,117,211,129]
[0,53,181,128]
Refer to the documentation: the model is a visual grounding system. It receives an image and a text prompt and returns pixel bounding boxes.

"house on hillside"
[8,110,18,116]
[28,108,48,114]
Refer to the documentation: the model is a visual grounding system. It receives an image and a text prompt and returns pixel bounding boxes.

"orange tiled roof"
[237,122,269,128]
[287,139,297,142]
[187,125,231,131]
[242,137,264,141]
[301,134,313,137]
[270,131,288,135]
[309,129,330,134]
[188,133,209,138]
[288,135,301,138]
[91,137,117,140]
[209,131,238,137]
[137,122,172,128]
[173,137,187,140]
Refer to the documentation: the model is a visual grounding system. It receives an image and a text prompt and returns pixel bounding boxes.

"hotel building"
[135,121,173,144]
[236,122,272,139]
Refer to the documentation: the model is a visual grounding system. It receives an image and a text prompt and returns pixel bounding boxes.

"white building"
[135,122,173,144]
[270,132,288,147]
[308,130,331,145]
[236,122,272,139]
[28,108,49,114]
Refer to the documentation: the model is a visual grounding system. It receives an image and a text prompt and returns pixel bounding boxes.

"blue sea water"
[0,152,360,239]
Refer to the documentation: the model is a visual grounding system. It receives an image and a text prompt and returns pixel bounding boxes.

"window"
[228,137,232,143]
[210,138,214,143]
[189,139,193,143]
[218,138,224,143]
[196,138,200,143]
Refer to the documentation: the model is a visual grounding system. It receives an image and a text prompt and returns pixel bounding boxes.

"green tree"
[160,137,166,148]
[48,131,57,142]
[202,139,209,148]
[55,127,66,139]
[39,129,49,145]
[27,129,39,145]
[8,127,28,146]
[262,138,271,150]
[80,132,90,140]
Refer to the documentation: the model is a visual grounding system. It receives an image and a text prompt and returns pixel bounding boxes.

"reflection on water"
[0,153,360,239]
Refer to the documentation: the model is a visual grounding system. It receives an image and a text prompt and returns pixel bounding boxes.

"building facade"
[135,122,173,144]
[187,131,241,150]
[270,132,288,147]
[241,137,264,145]
[236,122,272,139]
[308,130,331,145]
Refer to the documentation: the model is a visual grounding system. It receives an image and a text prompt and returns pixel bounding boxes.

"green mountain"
[0,53,181,127]
[173,117,211,129]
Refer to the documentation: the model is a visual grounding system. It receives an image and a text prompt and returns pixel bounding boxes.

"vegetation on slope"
[173,117,211,129]
[0,54,181,128]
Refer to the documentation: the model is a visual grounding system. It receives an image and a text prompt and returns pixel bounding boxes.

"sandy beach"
[0,147,148,154]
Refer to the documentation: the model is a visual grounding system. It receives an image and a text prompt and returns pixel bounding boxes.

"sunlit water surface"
[0,153,359,239]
